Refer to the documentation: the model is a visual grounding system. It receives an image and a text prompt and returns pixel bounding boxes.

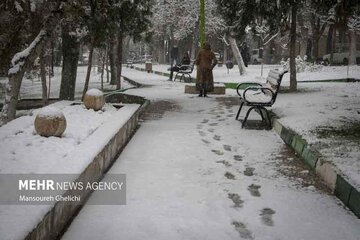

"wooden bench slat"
[268,71,281,79]
[266,76,279,87]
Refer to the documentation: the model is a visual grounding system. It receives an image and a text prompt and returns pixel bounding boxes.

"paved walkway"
[62,69,360,240]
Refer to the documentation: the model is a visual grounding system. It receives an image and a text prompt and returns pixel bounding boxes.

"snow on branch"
[348,15,360,32]
[8,30,46,75]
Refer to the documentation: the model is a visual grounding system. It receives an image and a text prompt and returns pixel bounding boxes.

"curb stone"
[272,118,360,218]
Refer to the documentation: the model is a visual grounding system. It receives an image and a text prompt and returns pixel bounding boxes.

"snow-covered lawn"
[61,68,360,240]
[273,82,360,189]
[0,66,133,100]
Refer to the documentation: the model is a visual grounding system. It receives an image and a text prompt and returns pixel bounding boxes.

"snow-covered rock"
[34,107,66,137]
[83,89,105,111]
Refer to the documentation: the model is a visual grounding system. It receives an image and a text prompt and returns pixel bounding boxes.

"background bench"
[235,69,288,128]
[174,63,195,83]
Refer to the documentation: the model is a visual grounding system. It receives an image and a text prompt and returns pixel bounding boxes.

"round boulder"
[83,89,105,111]
[35,107,67,137]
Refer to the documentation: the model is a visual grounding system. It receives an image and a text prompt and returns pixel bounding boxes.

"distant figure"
[240,42,250,67]
[170,46,179,66]
[168,52,191,81]
[195,42,217,97]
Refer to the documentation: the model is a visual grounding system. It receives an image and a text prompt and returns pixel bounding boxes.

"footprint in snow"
[247,184,261,197]
[209,123,218,126]
[208,128,215,133]
[223,145,232,151]
[201,139,210,144]
[228,193,244,208]
[201,119,209,123]
[226,114,235,118]
[218,118,226,122]
[213,135,221,141]
[260,208,276,226]
[232,221,253,239]
[196,124,202,129]
[216,160,231,167]
[198,131,206,137]
[233,155,243,161]
[244,167,255,176]
[211,149,224,156]
[225,171,236,180]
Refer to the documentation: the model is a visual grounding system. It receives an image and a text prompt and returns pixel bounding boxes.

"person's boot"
[198,89,203,97]
[203,89,208,97]
[203,84,208,97]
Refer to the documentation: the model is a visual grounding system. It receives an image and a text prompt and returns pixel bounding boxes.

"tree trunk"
[199,0,205,47]
[101,47,107,90]
[116,32,123,90]
[82,37,95,100]
[158,39,165,64]
[59,24,80,100]
[1,31,47,124]
[109,36,117,85]
[289,3,297,91]
[40,48,48,106]
[0,3,62,124]
[106,49,110,83]
[349,30,356,65]
[330,28,336,64]
[228,36,246,75]
[326,25,333,54]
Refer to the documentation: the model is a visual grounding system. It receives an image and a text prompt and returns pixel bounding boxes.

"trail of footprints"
[197,106,276,234]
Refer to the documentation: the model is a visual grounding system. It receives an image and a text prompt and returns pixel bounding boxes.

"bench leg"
[258,108,265,121]
[174,73,178,81]
[235,101,244,120]
[242,106,256,128]
[262,107,272,129]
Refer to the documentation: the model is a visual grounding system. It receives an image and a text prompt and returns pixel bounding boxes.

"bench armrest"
[243,87,274,104]
[236,82,263,96]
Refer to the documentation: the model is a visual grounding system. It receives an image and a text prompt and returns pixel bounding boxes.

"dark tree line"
[0,0,152,124]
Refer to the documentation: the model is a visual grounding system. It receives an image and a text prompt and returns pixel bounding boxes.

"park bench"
[126,57,135,68]
[174,62,195,83]
[235,69,288,128]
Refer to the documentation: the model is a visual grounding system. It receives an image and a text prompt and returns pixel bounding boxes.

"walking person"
[195,42,217,97]
[168,52,191,81]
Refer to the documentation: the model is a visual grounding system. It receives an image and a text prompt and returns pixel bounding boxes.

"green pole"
[199,0,205,47]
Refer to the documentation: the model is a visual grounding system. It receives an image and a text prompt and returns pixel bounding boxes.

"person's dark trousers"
[198,82,208,97]
[169,66,179,81]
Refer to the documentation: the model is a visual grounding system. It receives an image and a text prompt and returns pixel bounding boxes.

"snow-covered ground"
[134,63,360,189]
[0,100,140,240]
[61,68,360,240]
[0,64,359,239]
[140,63,360,84]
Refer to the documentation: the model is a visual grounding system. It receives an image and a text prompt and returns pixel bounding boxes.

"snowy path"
[62,69,360,240]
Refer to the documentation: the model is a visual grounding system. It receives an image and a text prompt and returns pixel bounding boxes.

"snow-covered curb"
[0,99,148,240]
[272,118,360,218]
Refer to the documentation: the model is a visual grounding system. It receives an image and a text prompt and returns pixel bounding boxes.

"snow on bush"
[281,56,324,73]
